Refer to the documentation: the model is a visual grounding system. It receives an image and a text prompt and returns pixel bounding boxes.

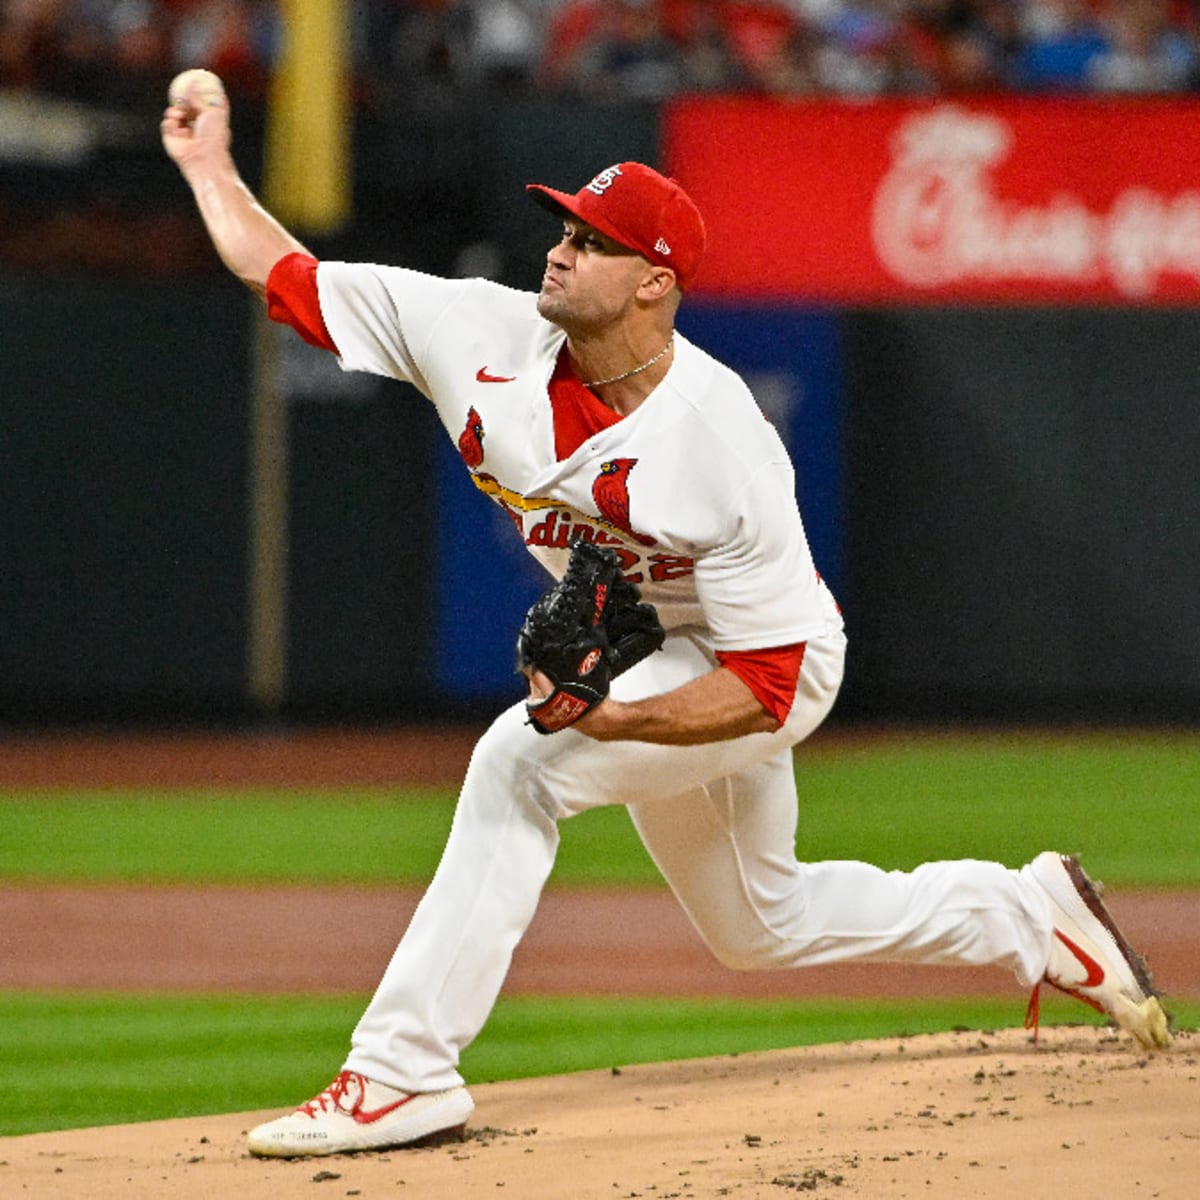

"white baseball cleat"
[247,1070,475,1157]
[1026,851,1171,1050]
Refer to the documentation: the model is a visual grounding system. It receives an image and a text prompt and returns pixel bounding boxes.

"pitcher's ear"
[638,264,678,301]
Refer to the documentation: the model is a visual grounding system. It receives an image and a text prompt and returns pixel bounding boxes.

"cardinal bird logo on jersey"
[592,458,656,546]
[457,406,485,468]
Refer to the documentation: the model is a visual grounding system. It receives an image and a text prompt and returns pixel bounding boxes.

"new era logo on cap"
[526,162,707,289]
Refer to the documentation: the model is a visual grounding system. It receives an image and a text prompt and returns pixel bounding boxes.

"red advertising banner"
[662,97,1200,304]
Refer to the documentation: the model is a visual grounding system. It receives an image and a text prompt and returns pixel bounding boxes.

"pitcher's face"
[536,219,652,334]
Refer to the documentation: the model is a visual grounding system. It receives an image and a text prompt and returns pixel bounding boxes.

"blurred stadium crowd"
[2,0,1199,107]
[2,0,1197,276]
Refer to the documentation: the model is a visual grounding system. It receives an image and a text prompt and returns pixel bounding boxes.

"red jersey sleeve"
[265,252,339,354]
[715,643,807,727]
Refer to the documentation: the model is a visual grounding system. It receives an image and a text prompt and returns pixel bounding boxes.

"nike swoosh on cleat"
[1054,929,1106,989]
[476,367,516,383]
[352,1094,415,1126]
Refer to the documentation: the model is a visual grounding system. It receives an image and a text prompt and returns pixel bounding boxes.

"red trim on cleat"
[1045,929,1107,1012]
[297,1071,416,1126]
[1025,852,1173,1049]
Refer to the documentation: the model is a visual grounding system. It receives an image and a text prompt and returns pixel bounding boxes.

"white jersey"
[316,262,843,651]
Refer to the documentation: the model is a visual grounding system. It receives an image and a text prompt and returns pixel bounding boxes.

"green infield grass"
[2,730,1198,887]
[4,990,1196,1137]
[3,730,1197,1136]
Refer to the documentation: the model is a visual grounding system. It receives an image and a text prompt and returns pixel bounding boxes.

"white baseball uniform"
[273,259,1055,1094]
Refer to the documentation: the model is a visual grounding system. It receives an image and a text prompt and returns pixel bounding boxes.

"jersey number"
[616,550,695,584]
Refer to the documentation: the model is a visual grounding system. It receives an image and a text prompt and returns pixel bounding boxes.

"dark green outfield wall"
[837,308,1200,723]
[0,275,250,718]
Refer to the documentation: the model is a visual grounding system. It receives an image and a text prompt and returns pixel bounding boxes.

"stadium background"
[3,0,1199,727]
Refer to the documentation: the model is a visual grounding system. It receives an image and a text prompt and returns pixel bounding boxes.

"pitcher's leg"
[342,634,739,1093]
[627,752,807,971]
[785,857,1051,983]
[345,631,851,1091]
[630,755,1052,988]
[345,704,560,1093]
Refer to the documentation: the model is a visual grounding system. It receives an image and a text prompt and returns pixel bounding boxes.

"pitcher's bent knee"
[701,925,796,973]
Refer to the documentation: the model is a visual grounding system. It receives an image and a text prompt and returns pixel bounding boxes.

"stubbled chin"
[536,291,565,322]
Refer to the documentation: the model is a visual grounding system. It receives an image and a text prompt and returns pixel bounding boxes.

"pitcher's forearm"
[162,88,309,297]
[184,164,308,296]
[576,667,777,745]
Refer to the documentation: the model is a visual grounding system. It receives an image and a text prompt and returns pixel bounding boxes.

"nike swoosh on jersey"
[476,367,516,383]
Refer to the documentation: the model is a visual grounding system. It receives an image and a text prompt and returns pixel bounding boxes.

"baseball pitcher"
[161,71,1170,1159]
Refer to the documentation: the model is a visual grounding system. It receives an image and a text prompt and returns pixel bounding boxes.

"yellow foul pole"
[248,0,351,711]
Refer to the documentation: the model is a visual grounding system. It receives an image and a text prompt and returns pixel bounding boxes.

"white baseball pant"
[345,628,1054,1093]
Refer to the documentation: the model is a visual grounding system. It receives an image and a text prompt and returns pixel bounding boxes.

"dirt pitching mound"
[4,1026,1195,1199]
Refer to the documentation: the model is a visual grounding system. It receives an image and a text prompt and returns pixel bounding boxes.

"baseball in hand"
[167,68,226,116]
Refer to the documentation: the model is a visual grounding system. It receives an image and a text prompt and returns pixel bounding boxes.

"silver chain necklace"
[581,334,674,389]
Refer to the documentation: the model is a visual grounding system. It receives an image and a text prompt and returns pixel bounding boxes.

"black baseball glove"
[516,540,665,734]
[604,570,666,679]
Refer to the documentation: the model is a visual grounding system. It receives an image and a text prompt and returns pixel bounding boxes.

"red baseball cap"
[526,162,707,290]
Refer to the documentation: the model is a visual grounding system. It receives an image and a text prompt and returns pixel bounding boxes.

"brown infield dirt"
[1,727,1198,1198]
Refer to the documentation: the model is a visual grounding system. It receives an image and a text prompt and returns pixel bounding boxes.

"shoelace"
[1025,969,1108,1045]
[298,1070,361,1117]
[1024,983,1043,1043]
